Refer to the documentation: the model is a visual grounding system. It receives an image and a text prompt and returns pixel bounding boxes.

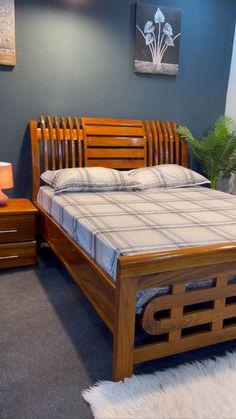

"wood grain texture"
[54,115,63,169]
[40,115,49,171]
[0,242,37,269]
[30,116,83,200]
[113,274,137,381]
[134,325,236,364]
[30,115,236,381]
[141,270,236,335]
[0,199,37,269]
[47,116,56,170]
[0,198,37,215]
[30,116,188,201]
[82,117,147,170]
[0,215,35,243]
[143,120,153,166]
[118,243,236,280]
[30,121,41,201]
[145,120,188,166]
[36,203,116,332]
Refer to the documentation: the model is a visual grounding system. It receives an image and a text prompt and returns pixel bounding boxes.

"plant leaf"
[177,116,236,184]
[145,33,154,46]
[163,23,173,36]
[144,21,155,33]
[154,8,165,24]
[165,35,174,46]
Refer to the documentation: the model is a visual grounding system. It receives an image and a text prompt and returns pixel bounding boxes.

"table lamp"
[0,162,14,206]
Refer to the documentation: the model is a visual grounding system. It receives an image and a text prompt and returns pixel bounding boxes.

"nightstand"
[0,199,37,269]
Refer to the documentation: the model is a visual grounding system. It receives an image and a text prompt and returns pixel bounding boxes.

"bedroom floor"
[1,248,236,419]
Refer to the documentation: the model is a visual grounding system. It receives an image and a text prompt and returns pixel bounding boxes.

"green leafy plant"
[177,116,236,189]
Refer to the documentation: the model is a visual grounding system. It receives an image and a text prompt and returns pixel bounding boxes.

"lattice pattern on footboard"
[138,274,236,361]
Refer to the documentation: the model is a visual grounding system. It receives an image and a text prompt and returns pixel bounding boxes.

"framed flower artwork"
[134,3,181,75]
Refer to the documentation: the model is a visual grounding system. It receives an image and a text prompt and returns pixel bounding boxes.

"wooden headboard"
[30,115,188,201]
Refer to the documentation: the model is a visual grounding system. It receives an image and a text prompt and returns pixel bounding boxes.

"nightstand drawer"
[0,242,37,269]
[0,215,35,244]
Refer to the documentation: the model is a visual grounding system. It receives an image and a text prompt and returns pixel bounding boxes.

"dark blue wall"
[0,0,236,197]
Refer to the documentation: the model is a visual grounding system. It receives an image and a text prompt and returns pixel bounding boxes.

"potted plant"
[177,116,236,189]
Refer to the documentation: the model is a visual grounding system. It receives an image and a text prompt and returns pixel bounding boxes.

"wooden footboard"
[113,246,236,381]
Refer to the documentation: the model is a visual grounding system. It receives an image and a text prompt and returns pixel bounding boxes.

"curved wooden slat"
[74,116,83,168]
[160,121,169,163]
[82,118,143,127]
[165,121,174,164]
[150,120,159,166]
[170,121,180,165]
[30,120,41,202]
[61,116,69,168]
[40,115,49,171]
[155,121,163,164]
[47,115,56,170]
[181,137,188,167]
[144,120,153,166]
[68,116,76,167]
[54,115,63,169]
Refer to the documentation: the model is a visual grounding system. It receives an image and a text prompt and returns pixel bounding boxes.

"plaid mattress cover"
[38,186,236,312]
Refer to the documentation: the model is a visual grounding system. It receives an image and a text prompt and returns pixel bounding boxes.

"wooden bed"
[30,115,236,381]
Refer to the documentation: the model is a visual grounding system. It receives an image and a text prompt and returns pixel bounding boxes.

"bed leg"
[112,276,137,382]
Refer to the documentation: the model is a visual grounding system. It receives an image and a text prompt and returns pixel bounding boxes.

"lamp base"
[0,189,9,206]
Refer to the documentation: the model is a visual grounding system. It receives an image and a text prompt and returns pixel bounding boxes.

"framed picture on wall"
[134,3,181,76]
[0,0,16,66]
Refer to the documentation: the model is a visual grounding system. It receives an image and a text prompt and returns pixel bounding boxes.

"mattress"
[38,186,236,313]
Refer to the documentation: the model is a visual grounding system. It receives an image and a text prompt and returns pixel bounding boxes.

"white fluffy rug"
[82,351,236,419]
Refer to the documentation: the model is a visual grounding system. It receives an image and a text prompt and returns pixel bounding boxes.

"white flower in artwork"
[136,7,181,69]
[144,21,155,33]
[163,23,173,36]
[145,33,154,45]
[154,8,165,23]
[165,35,174,46]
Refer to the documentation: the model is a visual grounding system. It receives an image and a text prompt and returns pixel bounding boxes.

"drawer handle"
[0,229,18,234]
[0,255,19,260]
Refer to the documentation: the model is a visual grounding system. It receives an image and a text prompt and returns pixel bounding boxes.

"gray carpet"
[1,247,236,419]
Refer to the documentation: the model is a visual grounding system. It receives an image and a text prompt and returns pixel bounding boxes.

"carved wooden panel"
[139,272,236,361]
